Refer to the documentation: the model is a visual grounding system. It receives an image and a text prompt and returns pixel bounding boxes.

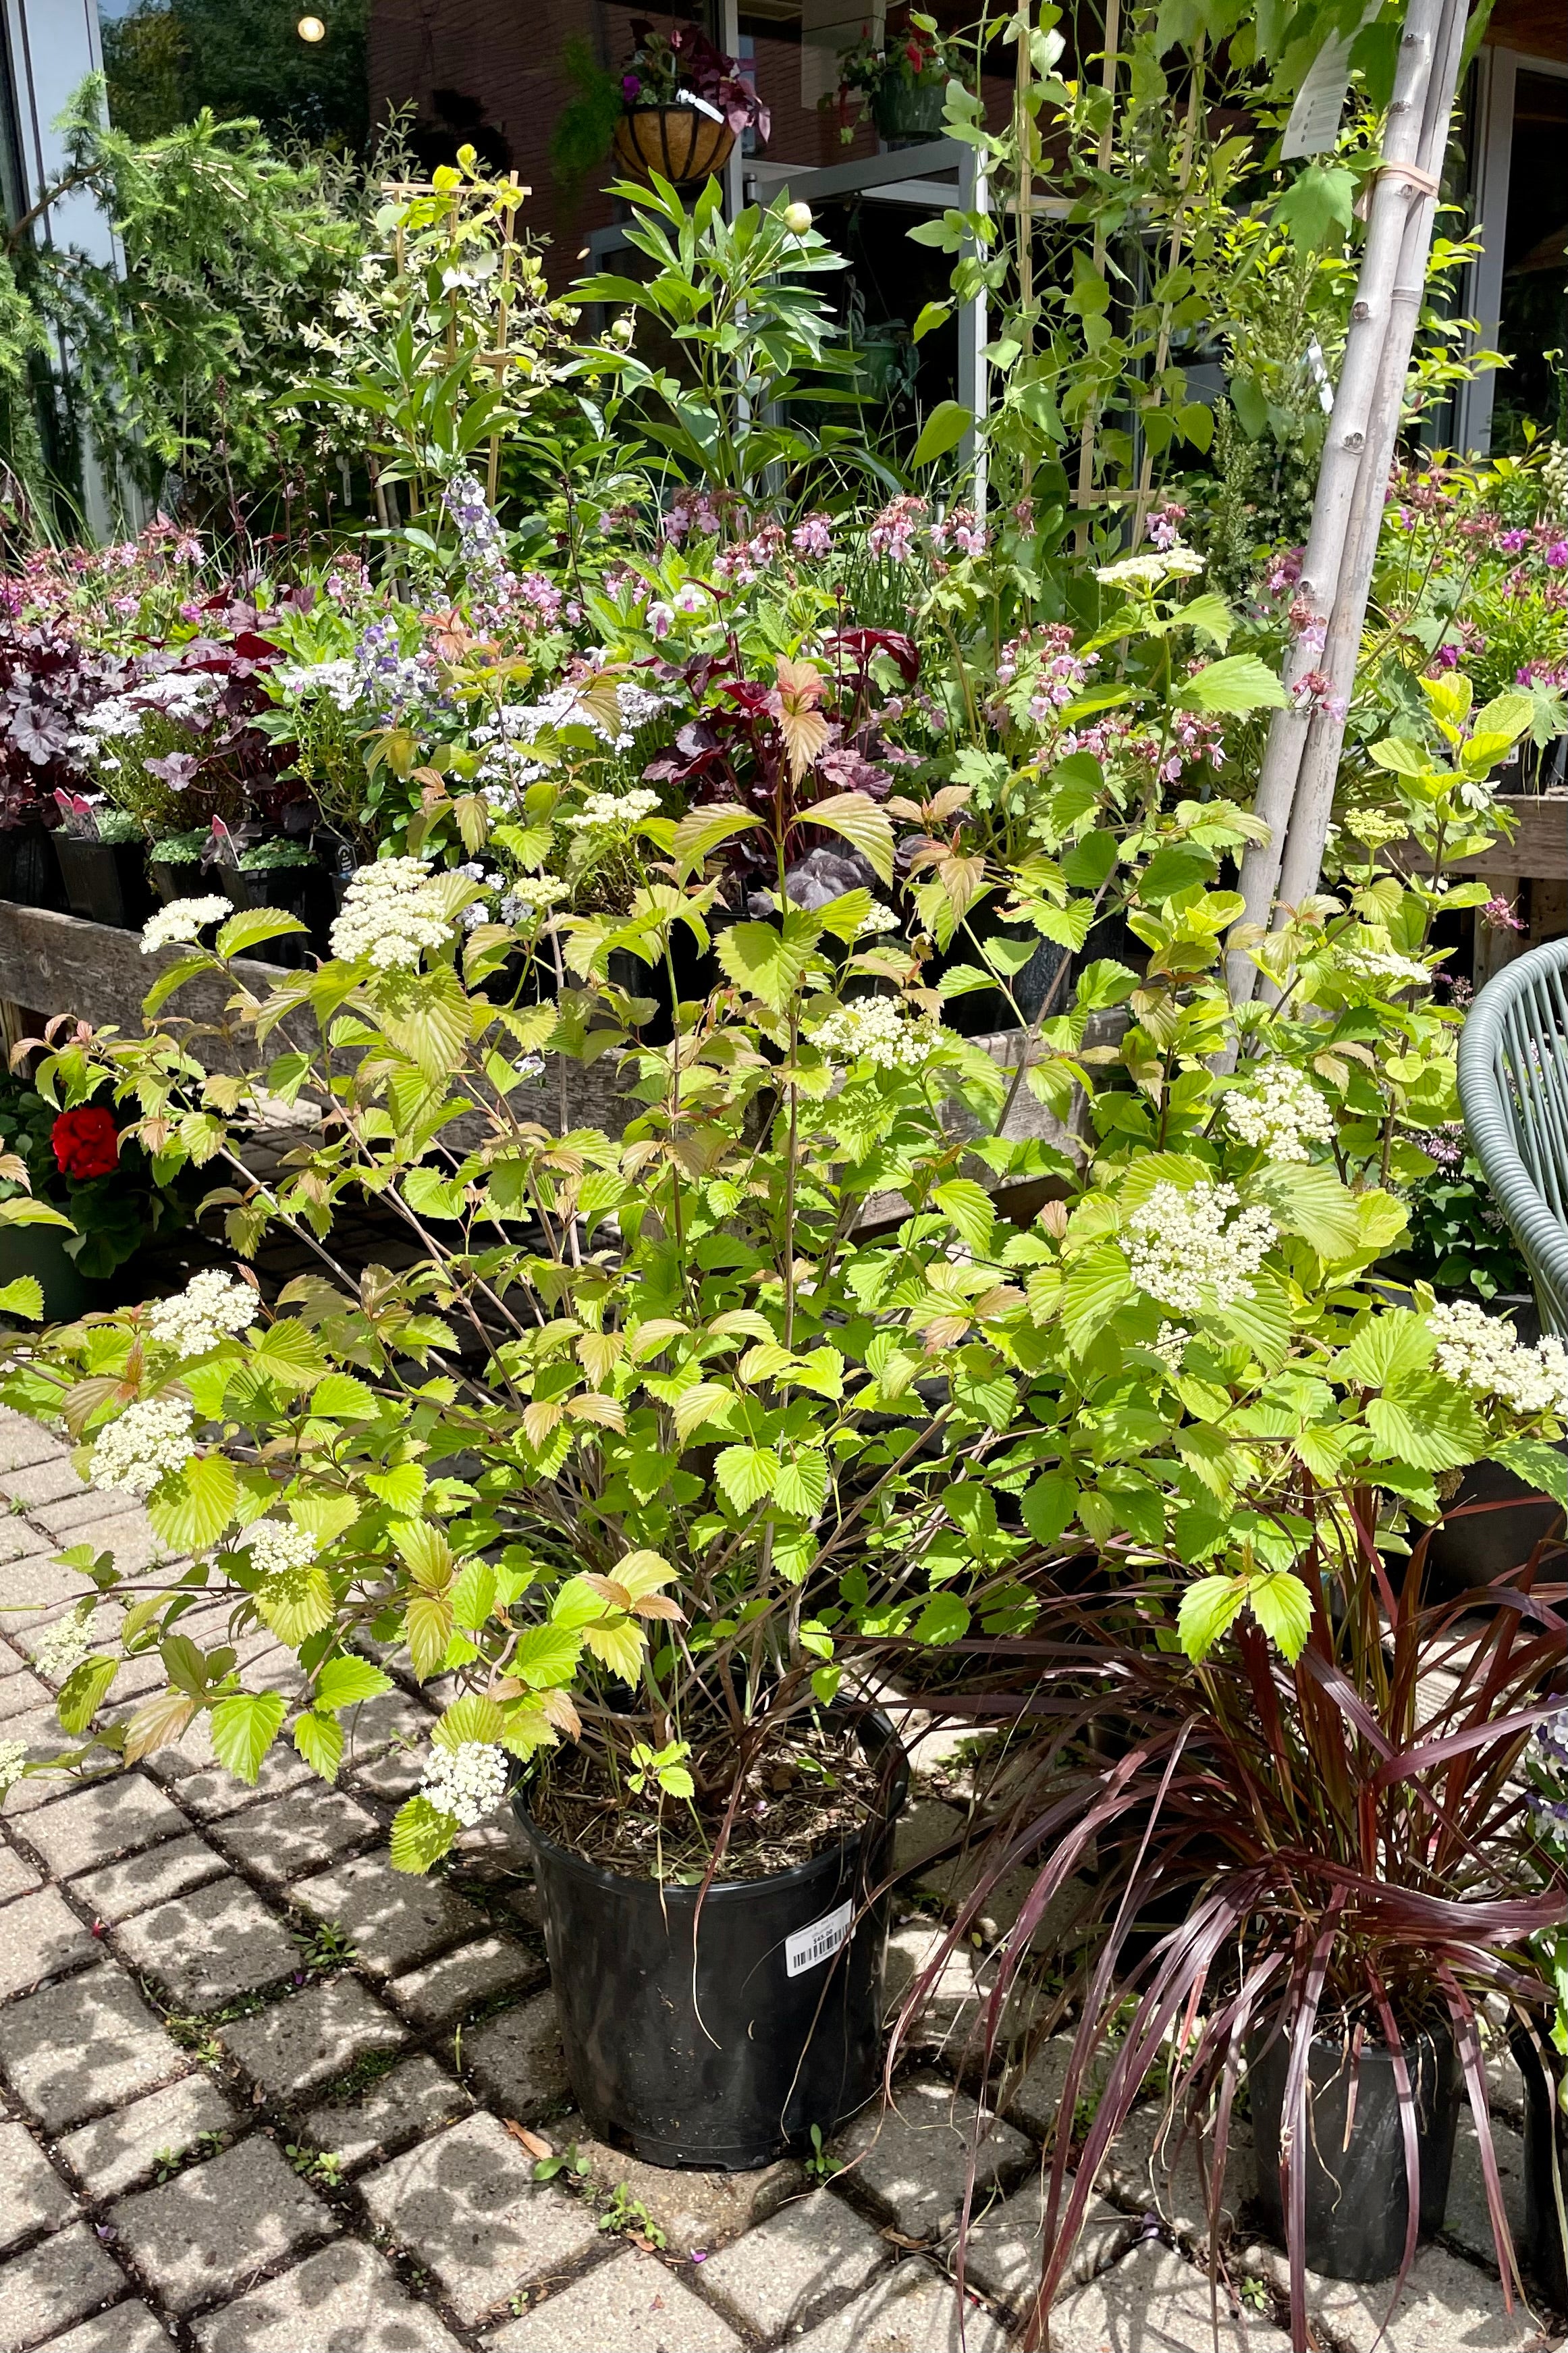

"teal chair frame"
[1457,934,1568,1335]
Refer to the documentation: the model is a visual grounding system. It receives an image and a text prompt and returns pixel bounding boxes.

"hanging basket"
[871,80,948,145]
[612,105,736,188]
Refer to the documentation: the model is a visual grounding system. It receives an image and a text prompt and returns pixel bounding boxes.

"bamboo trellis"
[1226,0,1472,1002]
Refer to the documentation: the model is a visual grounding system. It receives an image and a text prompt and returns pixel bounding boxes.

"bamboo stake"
[1272,0,1469,918]
[1073,0,1121,554]
[1130,39,1206,550]
[1224,0,1458,1005]
[1015,0,1035,496]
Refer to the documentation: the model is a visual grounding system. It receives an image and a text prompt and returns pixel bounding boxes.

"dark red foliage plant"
[886,1505,1567,2352]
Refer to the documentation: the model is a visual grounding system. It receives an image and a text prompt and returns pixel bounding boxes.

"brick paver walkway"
[0,1408,1562,2352]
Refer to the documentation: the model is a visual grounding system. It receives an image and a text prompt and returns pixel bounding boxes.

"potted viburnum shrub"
[0,780,1039,2169]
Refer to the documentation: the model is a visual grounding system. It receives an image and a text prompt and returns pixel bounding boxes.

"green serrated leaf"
[208,1690,288,1784]
[54,1654,117,1736]
[293,1710,344,1782]
[1247,1570,1313,1662]
[1178,1573,1247,1662]
[315,1654,394,1711]
[389,1793,459,1874]
[715,1444,779,1512]
[148,1453,238,1553]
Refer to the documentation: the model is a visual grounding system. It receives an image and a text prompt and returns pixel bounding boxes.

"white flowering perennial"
[148,1270,259,1358]
[242,1520,319,1579]
[1427,1299,1568,1419]
[1225,1062,1337,1164]
[0,1739,24,1794]
[1153,1323,1191,1371]
[141,897,233,955]
[499,874,570,925]
[1337,945,1433,990]
[1095,544,1205,589]
[329,858,450,972]
[815,997,946,1073]
[1125,1181,1277,1317]
[563,789,660,834]
[32,1614,94,1684]
[855,901,902,937]
[421,1740,510,1828]
[88,1396,197,1496]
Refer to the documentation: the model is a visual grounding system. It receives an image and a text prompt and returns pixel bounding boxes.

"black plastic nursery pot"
[150,856,204,907]
[0,822,66,911]
[512,1714,909,2170]
[1420,1450,1567,1606]
[1250,2023,1461,2281]
[53,836,155,930]
[221,866,333,966]
[0,1223,90,1321]
[1514,2030,1568,2305]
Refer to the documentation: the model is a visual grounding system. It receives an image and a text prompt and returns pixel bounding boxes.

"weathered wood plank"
[1396,794,1567,882]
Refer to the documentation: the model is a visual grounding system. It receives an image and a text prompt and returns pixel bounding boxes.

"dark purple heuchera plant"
[0,627,126,827]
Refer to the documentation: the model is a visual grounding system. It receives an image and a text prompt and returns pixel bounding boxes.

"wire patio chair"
[1457,934,1568,1336]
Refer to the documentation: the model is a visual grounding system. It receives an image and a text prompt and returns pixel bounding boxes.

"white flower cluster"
[329,858,450,971]
[499,874,570,925]
[563,789,660,834]
[421,1740,510,1828]
[88,1396,196,1496]
[815,997,945,1072]
[0,1739,24,1794]
[32,1614,94,1684]
[141,897,232,955]
[856,902,901,937]
[1125,1180,1277,1316]
[1226,1062,1337,1163]
[1427,1299,1568,1419]
[242,1519,319,1578]
[494,678,667,756]
[1153,1323,1190,1371]
[76,668,219,751]
[274,658,359,712]
[148,1270,259,1358]
[1338,945,1432,989]
[1095,544,1205,589]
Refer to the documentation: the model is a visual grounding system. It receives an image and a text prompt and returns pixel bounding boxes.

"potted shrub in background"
[611,22,769,188]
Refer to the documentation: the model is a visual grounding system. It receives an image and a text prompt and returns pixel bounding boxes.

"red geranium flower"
[51,1107,119,1182]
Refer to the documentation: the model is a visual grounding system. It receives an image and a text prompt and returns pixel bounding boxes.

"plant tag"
[785,1897,854,1978]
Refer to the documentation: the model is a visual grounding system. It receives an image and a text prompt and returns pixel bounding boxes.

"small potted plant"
[203,828,330,966]
[0,1066,196,1317]
[612,20,769,187]
[51,794,154,930]
[149,827,213,907]
[831,11,954,148]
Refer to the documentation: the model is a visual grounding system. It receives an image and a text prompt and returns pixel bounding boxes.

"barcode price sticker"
[785,1898,855,1979]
